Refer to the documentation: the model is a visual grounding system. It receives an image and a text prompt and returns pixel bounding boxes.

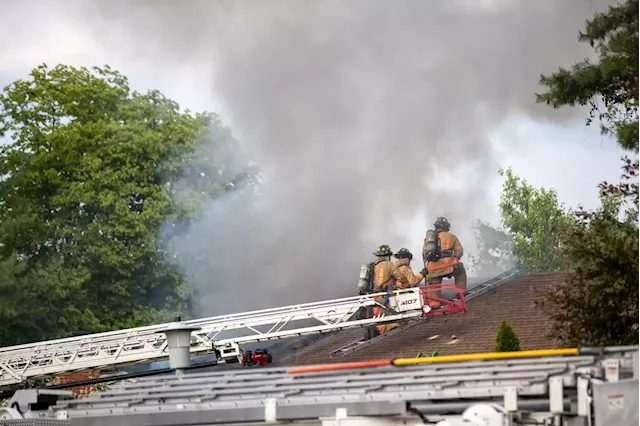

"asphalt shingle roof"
[275,271,573,366]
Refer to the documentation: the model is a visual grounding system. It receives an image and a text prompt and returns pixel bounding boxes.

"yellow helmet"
[434,217,450,231]
[373,244,393,257]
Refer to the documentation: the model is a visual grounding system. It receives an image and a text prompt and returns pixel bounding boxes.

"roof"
[275,271,574,366]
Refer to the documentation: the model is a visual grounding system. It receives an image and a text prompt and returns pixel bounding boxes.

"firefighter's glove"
[420,267,428,277]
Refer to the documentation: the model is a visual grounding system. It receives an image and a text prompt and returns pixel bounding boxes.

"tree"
[496,320,521,352]
[467,219,514,277]
[536,0,639,151]
[534,1,639,348]
[0,256,98,345]
[538,159,639,346]
[0,64,243,345]
[498,168,572,272]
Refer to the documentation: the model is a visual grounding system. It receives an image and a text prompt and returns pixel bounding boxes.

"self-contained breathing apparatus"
[356,245,395,329]
[355,259,386,326]
[423,229,440,263]
[357,259,384,295]
[358,245,394,295]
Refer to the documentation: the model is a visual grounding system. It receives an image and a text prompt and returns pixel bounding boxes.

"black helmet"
[373,244,393,257]
[394,248,413,260]
[434,217,451,231]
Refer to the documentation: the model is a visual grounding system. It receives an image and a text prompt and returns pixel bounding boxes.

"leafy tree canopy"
[0,64,243,345]
[498,168,571,272]
[539,159,639,346]
[533,1,639,347]
[536,0,639,151]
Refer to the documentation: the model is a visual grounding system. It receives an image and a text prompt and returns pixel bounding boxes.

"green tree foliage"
[533,1,639,347]
[0,256,96,344]
[539,159,639,346]
[495,320,521,352]
[0,64,242,345]
[468,219,514,277]
[536,0,639,151]
[498,168,572,272]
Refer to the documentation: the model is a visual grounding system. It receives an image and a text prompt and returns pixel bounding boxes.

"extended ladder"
[0,287,436,388]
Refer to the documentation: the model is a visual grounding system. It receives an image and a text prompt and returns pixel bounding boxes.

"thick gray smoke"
[76,0,612,316]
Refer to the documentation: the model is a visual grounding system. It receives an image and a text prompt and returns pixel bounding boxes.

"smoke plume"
[76,0,613,316]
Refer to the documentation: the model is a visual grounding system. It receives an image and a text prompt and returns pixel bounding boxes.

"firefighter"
[393,248,428,288]
[366,244,408,339]
[422,217,467,307]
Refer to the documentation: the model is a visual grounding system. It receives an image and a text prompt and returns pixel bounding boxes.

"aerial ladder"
[0,284,467,389]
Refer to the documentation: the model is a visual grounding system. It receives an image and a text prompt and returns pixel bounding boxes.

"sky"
[0,0,630,315]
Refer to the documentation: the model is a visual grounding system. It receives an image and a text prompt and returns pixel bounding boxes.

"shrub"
[496,320,521,352]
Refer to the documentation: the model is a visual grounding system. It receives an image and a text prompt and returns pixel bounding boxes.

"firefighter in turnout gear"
[393,248,427,288]
[422,217,467,307]
[366,244,408,339]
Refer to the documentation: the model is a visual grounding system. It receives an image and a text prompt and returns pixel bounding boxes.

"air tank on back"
[424,230,439,261]
[357,263,371,295]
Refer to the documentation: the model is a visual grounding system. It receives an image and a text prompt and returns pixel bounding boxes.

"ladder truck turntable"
[2,346,638,425]
[0,281,470,389]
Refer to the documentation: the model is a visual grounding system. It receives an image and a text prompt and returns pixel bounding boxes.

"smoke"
[74,0,613,316]
[467,219,517,279]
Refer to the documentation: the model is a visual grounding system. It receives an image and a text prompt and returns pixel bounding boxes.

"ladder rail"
[0,288,425,387]
[0,311,424,385]
[0,291,398,355]
[0,292,408,357]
